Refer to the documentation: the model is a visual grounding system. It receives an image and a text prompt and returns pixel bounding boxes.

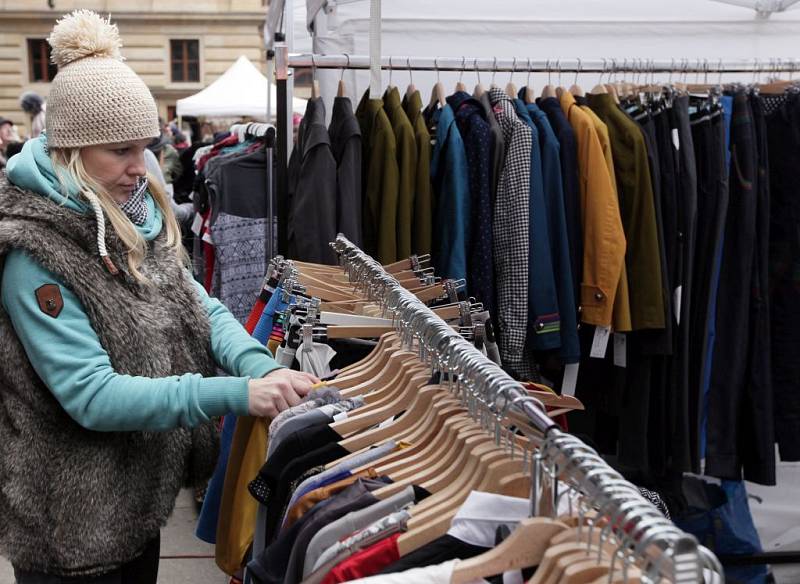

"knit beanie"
[45,10,159,148]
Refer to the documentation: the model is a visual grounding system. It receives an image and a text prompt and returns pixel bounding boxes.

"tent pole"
[276,41,289,256]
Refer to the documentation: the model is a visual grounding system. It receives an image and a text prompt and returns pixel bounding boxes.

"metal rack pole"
[332,233,723,583]
[288,53,798,74]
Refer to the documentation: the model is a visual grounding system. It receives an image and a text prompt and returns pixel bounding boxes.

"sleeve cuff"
[236,350,284,379]
[197,376,251,417]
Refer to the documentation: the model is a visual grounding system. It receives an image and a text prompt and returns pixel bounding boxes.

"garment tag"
[561,363,579,397]
[201,229,213,245]
[613,333,627,368]
[590,326,611,359]
[190,212,203,235]
[673,285,683,325]
[672,128,680,151]
[378,416,395,430]
[332,411,348,422]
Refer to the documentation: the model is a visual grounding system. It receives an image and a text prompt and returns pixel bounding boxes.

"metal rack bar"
[332,233,724,583]
[288,53,799,73]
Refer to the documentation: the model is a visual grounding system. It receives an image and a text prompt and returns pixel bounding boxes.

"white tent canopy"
[176,55,307,119]
[269,0,800,116]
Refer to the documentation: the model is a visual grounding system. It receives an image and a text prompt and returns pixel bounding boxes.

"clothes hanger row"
[326,54,799,105]
[325,233,724,582]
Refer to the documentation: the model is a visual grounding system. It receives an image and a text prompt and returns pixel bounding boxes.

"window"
[167,105,177,122]
[170,39,200,83]
[28,39,57,82]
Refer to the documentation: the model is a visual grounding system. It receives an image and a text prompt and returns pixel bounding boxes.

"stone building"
[0,0,266,137]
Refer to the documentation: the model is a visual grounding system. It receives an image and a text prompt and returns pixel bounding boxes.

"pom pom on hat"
[44,9,159,149]
[48,9,123,68]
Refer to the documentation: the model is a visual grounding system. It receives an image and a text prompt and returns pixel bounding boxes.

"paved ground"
[0,489,227,584]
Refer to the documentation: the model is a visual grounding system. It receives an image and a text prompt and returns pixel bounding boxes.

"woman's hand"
[247,369,320,418]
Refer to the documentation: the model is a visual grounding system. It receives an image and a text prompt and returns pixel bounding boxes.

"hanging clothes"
[287,98,338,265]
[402,90,433,256]
[430,102,470,282]
[357,92,400,264]
[559,91,626,329]
[487,88,531,378]
[328,96,363,248]
[448,91,495,316]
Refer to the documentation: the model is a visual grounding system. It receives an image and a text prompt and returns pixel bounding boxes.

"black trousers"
[13,535,160,584]
[706,92,776,485]
[765,92,800,461]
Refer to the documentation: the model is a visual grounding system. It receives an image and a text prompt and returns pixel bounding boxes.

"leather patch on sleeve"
[35,284,64,318]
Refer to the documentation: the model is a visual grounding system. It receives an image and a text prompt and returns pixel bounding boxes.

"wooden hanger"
[450,518,568,583]
[429,58,447,108]
[455,57,468,93]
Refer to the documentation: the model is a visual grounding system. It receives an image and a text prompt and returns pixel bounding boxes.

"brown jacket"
[560,91,627,327]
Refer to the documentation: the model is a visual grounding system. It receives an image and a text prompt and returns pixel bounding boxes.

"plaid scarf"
[119,176,149,226]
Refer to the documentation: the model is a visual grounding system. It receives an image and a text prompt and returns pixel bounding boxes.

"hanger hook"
[526,57,532,87]
[310,53,317,79]
[459,56,466,83]
[491,57,498,85]
[557,59,562,86]
[546,59,551,85]
[435,56,440,83]
[388,55,393,86]
[474,57,481,85]
[407,56,413,86]
[340,53,349,81]
[510,56,517,84]
[574,57,582,86]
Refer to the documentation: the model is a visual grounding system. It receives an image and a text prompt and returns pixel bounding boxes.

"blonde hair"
[49,147,187,283]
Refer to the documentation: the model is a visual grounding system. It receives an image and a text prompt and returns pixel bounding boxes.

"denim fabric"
[689,108,729,471]
[523,98,580,363]
[448,91,495,315]
[537,96,583,309]
[430,104,470,282]
[674,479,766,584]
[765,92,800,461]
[195,415,236,544]
[514,99,561,352]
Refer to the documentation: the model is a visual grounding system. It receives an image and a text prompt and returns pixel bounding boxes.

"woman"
[0,10,317,582]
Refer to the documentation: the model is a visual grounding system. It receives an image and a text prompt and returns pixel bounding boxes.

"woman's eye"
[113,148,129,155]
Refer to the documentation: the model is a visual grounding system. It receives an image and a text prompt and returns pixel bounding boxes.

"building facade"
[0,0,267,137]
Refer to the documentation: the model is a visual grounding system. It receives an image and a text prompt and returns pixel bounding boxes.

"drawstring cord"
[82,189,119,275]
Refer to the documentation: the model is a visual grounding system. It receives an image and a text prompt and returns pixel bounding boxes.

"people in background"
[19,91,46,139]
[0,117,19,169]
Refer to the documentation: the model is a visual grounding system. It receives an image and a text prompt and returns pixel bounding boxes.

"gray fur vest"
[0,176,220,576]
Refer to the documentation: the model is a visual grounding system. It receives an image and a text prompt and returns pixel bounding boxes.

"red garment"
[245,297,267,334]
[197,135,240,171]
[201,209,215,292]
[320,533,401,584]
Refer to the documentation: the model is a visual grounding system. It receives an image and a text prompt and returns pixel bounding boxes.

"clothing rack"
[271,50,798,256]
[226,122,278,259]
[330,233,724,584]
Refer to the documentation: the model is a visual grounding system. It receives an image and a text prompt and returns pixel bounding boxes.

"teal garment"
[1,136,283,431]
[524,98,580,364]
[513,99,561,352]
[430,104,470,282]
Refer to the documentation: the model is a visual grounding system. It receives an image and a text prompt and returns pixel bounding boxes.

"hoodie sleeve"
[190,276,283,379]
[0,249,252,432]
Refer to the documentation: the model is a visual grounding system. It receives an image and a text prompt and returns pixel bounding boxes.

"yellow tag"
[398,441,413,450]
[310,381,328,390]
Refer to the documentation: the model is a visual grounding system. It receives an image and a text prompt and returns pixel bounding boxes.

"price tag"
[190,212,203,235]
[673,285,683,325]
[332,411,348,422]
[590,326,611,359]
[562,363,579,397]
[613,333,627,368]
[672,128,680,151]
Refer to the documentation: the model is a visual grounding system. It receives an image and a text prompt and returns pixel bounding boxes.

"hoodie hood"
[6,134,163,242]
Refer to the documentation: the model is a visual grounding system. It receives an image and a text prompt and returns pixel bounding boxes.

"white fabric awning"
[176,55,307,119]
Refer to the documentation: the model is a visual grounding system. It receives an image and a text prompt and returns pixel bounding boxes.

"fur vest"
[0,176,219,576]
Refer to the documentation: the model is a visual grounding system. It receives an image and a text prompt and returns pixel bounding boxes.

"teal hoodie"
[1,136,280,431]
